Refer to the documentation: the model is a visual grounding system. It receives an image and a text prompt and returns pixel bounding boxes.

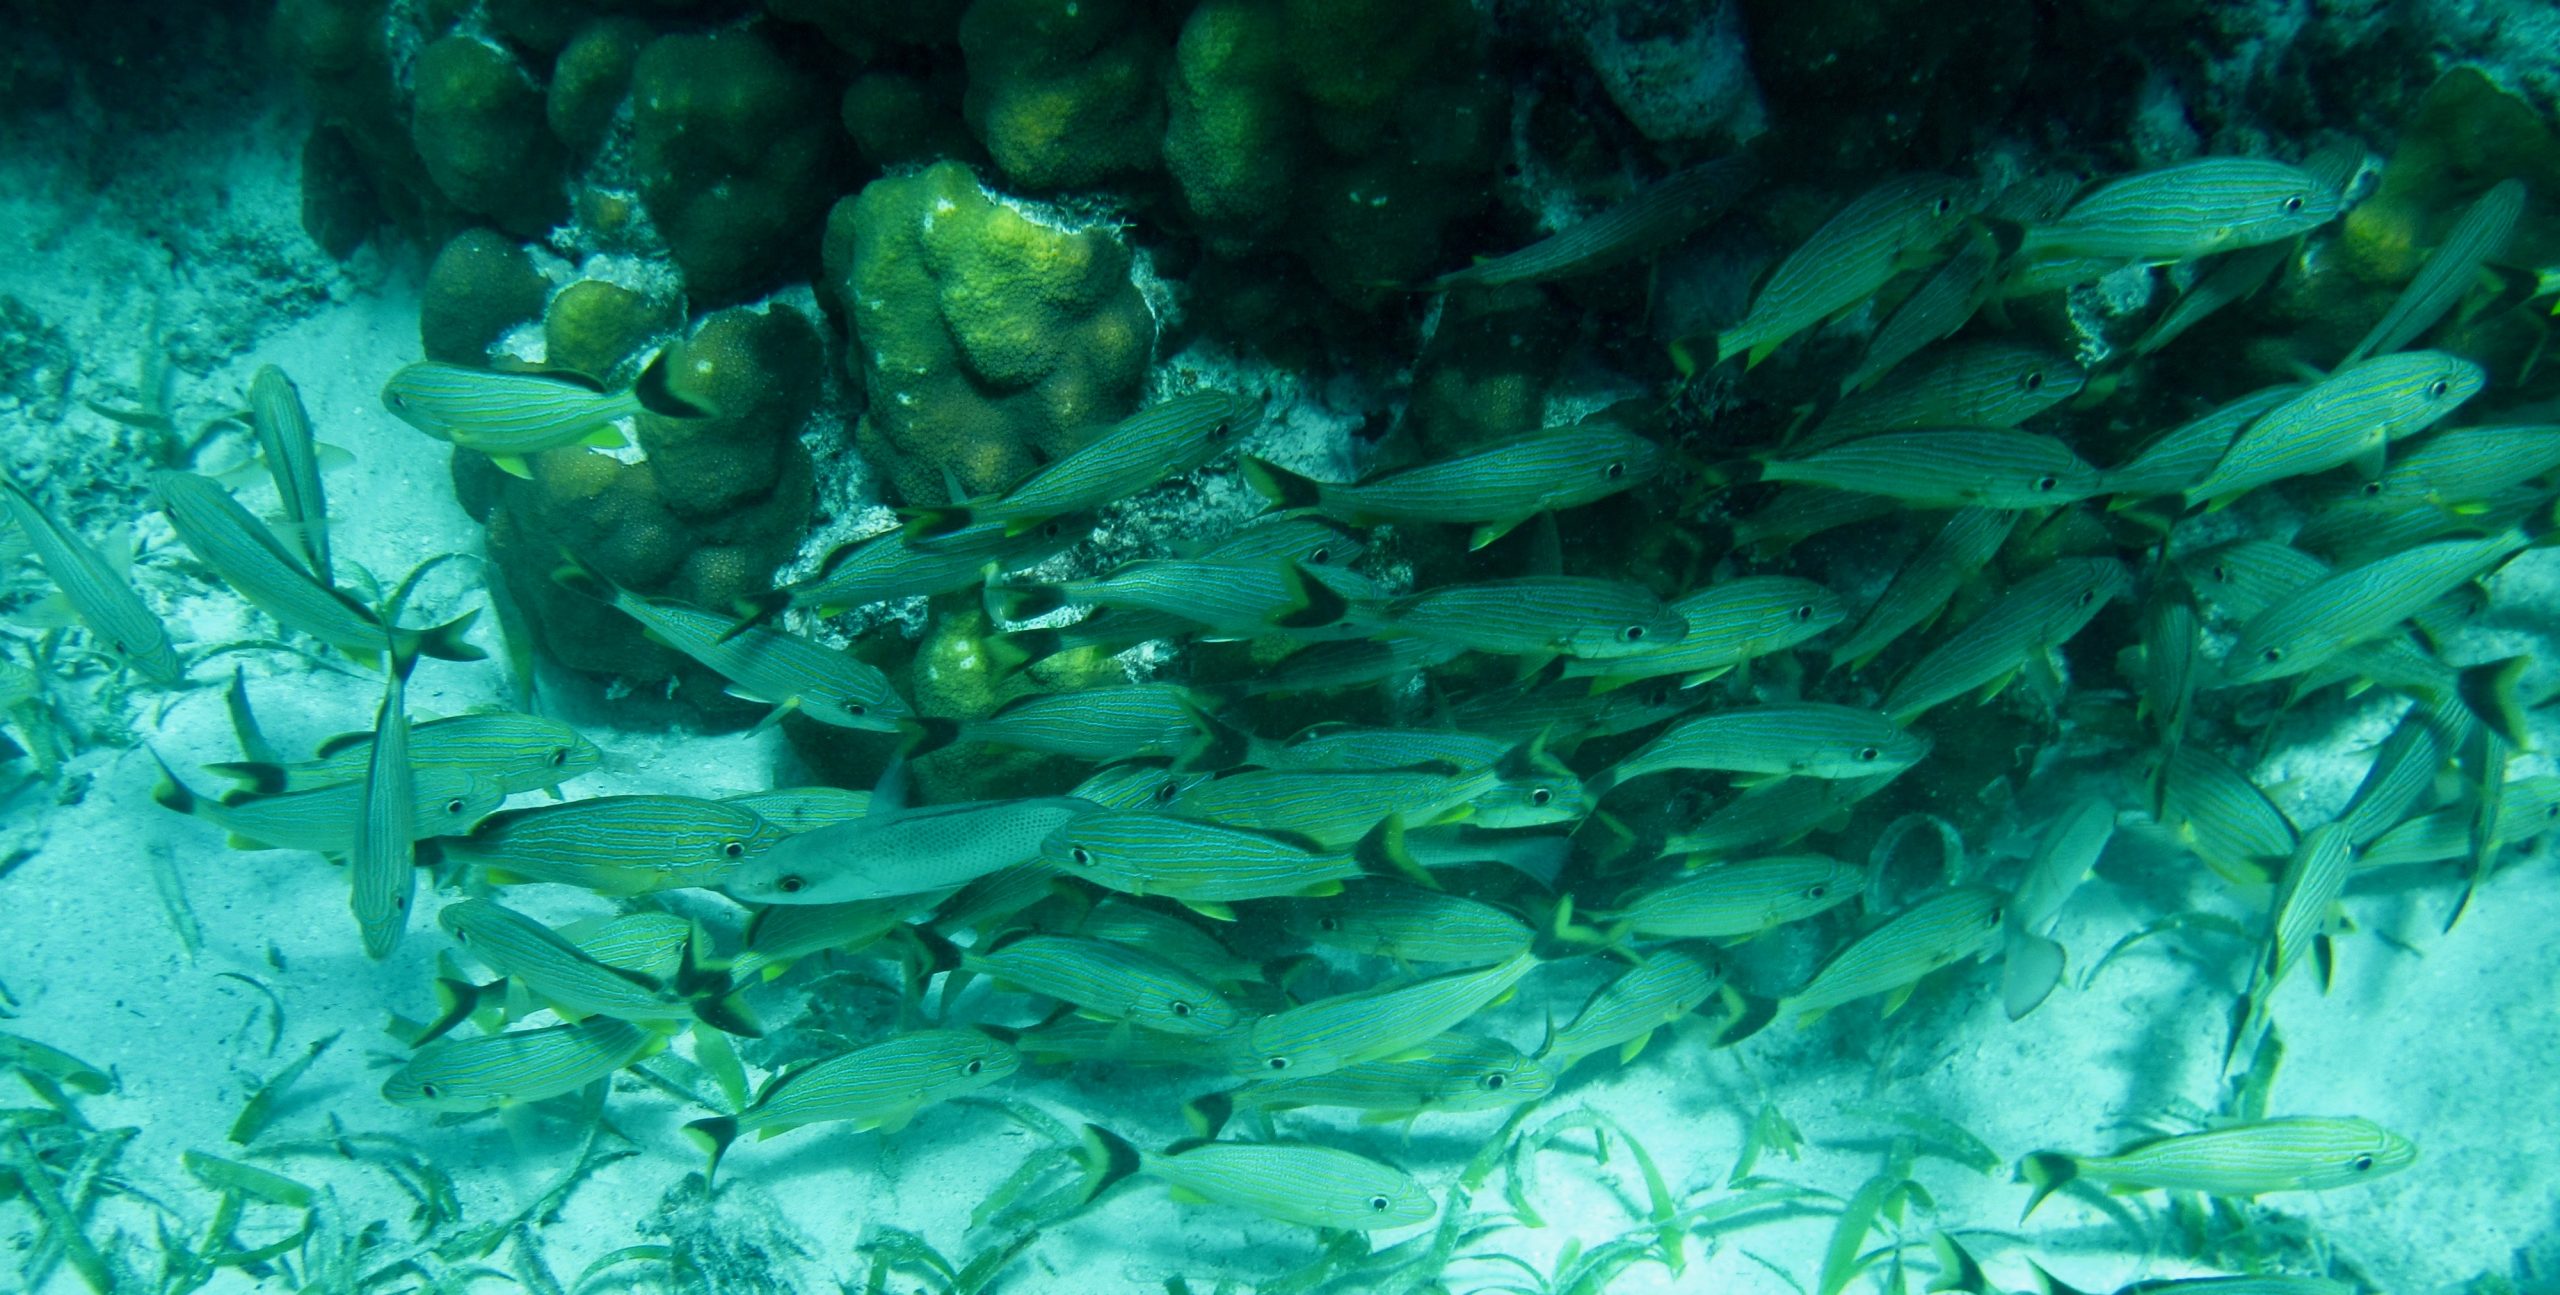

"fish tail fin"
[549,551,612,603]
[1926,1232,1993,1295]
[148,750,198,815]
[202,760,290,794]
[2015,1152,2077,1220]
[1240,456,1321,512]
[1181,1091,1234,1139]
[633,349,713,420]
[715,591,789,644]
[1077,1123,1144,1204]
[902,507,973,541]
[1712,990,1779,1047]
[1668,333,1716,379]
[682,1116,740,1185]
[412,607,487,663]
[2025,1259,2097,1295]
[676,940,764,1039]
[1272,563,1350,630]
[984,629,1058,684]
[1355,814,1429,886]
[1977,214,2028,261]
[901,716,962,759]
[2457,654,2533,750]
[984,582,1064,623]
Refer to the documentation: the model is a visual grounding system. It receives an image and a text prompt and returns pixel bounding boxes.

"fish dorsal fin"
[1163,1136,1212,1156]
[871,757,910,815]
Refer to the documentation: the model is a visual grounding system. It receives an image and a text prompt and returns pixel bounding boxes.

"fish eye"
[847,703,865,716]
[2211,564,2231,583]
[1482,1071,1506,1090]
[778,875,805,893]
[1316,916,1340,932]
[1309,546,1332,563]
[2284,194,2306,213]
[1070,846,1093,866]
[1267,1056,1290,1071]
[1530,787,1553,806]
[1170,1000,1194,1017]
[1041,520,1063,537]
[1805,883,1829,900]
[1154,780,1180,804]
[2427,379,2451,398]
[1604,461,1626,480]
[2023,370,2046,391]
[1208,420,1232,441]
[722,841,746,859]
[2351,1153,2376,1172]
[1621,625,1646,642]
[2078,589,2098,607]
[1796,603,1816,621]
[418,1082,439,1098]
[965,1058,984,1076]
[1933,196,1954,215]
[1856,746,1881,762]
[1368,1194,1391,1212]
[2262,647,2284,663]
[2034,475,2060,492]
[445,799,466,815]
[548,747,568,767]
[2362,480,2384,496]
[1986,904,2005,926]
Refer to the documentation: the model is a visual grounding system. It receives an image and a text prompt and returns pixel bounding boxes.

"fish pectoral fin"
[490,456,535,480]
[8,593,78,630]
[316,442,357,471]
[745,699,801,736]
[1468,517,1529,552]
[1617,1030,1655,1065]
[582,427,628,449]
[1179,899,1239,922]
[1881,981,1919,1017]
[1165,1185,1214,1206]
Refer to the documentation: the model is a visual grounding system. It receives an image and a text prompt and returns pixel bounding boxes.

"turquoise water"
[2,3,2558,1293]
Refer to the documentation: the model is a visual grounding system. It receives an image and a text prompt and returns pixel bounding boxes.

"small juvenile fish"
[1382,576,1687,660]
[727,797,1100,905]
[1598,702,1931,792]
[1831,509,2018,671]
[1544,948,1730,1068]
[909,391,1263,537]
[2189,352,2484,507]
[1762,431,2105,509]
[682,1029,1016,1177]
[382,353,703,479]
[1811,343,2084,451]
[1596,855,1863,943]
[1080,1126,1435,1231]
[1779,887,2006,1024]
[2220,533,2526,686]
[1883,558,2130,724]
[153,753,498,856]
[2002,798,2114,1020]
[1041,812,1365,912]
[1190,1033,1549,1135]
[1564,577,1845,691]
[1279,882,1534,965]
[1430,153,1760,290]
[381,1017,659,1111]
[351,652,418,960]
[208,710,599,796]
[731,510,1094,635]
[2361,423,2560,511]
[0,479,185,684]
[1243,422,1662,551]
[245,365,333,581]
[154,471,483,666]
[442,795,789,894]
[1696,175,1979,370]
[1839,232,2002,394]
[2229,822,2355,1062]
[963,932,1240,1036]
[2102,387,2302,500]
[943,683,1224,765]
[1228,951,1537,1079]
[2150,743,2296,885]
[2016,1116,2415,1219]
[2342,177,2526,365]
[555,560,910,733]
[2017,157,2341,265]
[440,898,754,1035]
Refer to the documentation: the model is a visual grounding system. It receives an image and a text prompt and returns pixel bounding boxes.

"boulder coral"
[958,0,1165,191]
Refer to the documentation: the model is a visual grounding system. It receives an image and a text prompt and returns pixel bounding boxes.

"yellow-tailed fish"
[1243,420,1662,551]
[2176,537,2328,622]
[1040,811,1367,915]
[382,353,704,479]
[908,391,1263,538]
[381,1017,659,1111]
[1182,514,1369,567]
[2359,774,2560,868]
[2337,697,2468,846]
[441,794,789,894]
[991,516,1369,673]
[1079,1126,1435,1231]
[933,683,1228,766]
[351,650,418,960]
[1778,886,2006,1024]
[1068,762,1211,811]
[719,786,873,833]
[2100,387,2303,500]
[2002,798,2114,1020]
[1597,702,1930,793]
[682,1029,1015,1178]
[1762,430,2105,509]
[1429,153,1759,290]
[207,710,598,796]
[2342,177,2526,365]
[1808,342,2085,452]
[1596,855,1863,944]
[439,897,756,1036]
[244,365,334,581]
[155,469,483,666]
[1228,951,1536,1079]
[1381,576,1686,660]
[2188,351,2483,507]
[0,479,184,684]
[2136,595,2201,754]
[1171,766,1485,849]
[1077,897,1265,985]
[2016,1116,2414,1219]
[152,751,498,855]
[2228,822,2355,1063]
[2147,743,2296,884]
[1665,771,1903,858]
[566,911,697,979]
[1249,729,1589,828]
[2294,485,2546,568]
[553,558,909,733]
[1830,508,2018,671]
[1186,1032,1550,1136]
[2361,422,2560,511]
[726,796,1099,905]
[2131,239,2295,356]
[1693,174,1978,370]
[1544,948,1732,1068]
[1839,231,2002,395]
[962,932,1240,1036]
[1279,882,1534,965]
[2220,532,2526,686]
[730,509,1095,637]
[2016,157,2341,266]
[1883,557,2130,724]
[1564,576,1845,691]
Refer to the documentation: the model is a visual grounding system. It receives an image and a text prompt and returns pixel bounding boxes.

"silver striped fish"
[909,391,1263,538]
[1544,948,1729,1068]
[963,932,1239,1036]
[1809,342,2084,452]
[152,752,498,856]
[1081,1127,1435,1230]
[1700,175,1979,369]
[245,365,333,581]
[2150,743,2296,885]
[2101,386,2302,499]
[153,471,483,666]
[2176,538,2328,622]
[1382,576,1687,660]
[990,557,1361,638]
[1597,855,1863,943]
[1565,576,1845,690]
[953,683,1221,764]
[1662,773,1904,859]
[1243,421,1661,551]
[2362,422,2560,511]
[1730,488,1900,553]
[2343,178,2526,364]
[1171,766,1483,847]
[0,479,184,684]
[1780,887,2006,1024]
[1600,702,1930,791]
[728,796,1096,905]
[1195,1032,1550,1132]
[1763,430,2105,509]
[2338,698,2468,846]
[1831,508,2018,671]
[381,1016,659,1111]
[682,1029,1015,1177]
[207,710,599,796]
[2360,775,2560,868]
[2189,351,2483,507]
[382,353,700,478]
[440,897,749,1034]
[1883,558,2129,724]
[1839,231,2001,394]
[1431,153,1759,290]
[732,897,923,982]
[1279,882,1534,965]
[351,652,417,960]
[735,509,1094,633]
[2220,533,2525,686]
[2136,595,2201,753]
[1040,811,1365,912]
[2131,239,2294,356]
[2017,1116,2414,1219]
[442,794,789,894]
[1228,951,1537,1079]
[2018,157,2341,265]
[1078,897,1265,985]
